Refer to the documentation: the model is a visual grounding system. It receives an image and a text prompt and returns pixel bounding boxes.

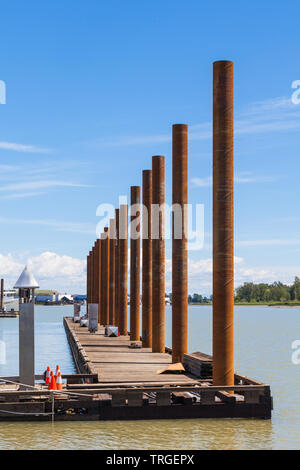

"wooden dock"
[0,310,18,318]
[61,317,273,420]
[0,318,272,421]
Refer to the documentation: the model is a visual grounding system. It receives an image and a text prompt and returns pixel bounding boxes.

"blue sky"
[0,0,299,293]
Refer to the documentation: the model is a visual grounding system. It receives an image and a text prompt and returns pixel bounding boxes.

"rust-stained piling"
[96,238,101,324]
[95,241,99,320]
[213,60,234,387]
[86,254,89,310]
[142,170,152,347]
[0,278,4,310]
[119,204,128,335]
[103,227,110,325]
[152,156,165,353]
[109,219,116,325]
[90,249,94,303]
[88,251,92,306]
[115,209,120,328]
[172,124,188,364]
[100,235,105,326]
[93,243,97,305]
[130,186,141,341]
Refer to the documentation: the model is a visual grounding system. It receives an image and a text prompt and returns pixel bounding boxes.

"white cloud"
[0,252,86,293]
[0,180,90,193]
[191,172,278,188]
[237,239,300,247]
[93,95,300,147]
[0,217,95,235]
[0,192,45,200]
[167,255,299,294]
[0,251,299,296]
[0,141,51,153]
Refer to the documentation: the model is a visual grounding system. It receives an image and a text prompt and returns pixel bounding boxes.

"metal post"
[96,238,101,324]
[213,60,234,386]
[90,248,94,303]
[0,279,4,310]
[109,219,116,325]
[130,186,141,341]
[103,227,110,325]
[172,124,188,363]
[119,204,128,335]
[86,254,89,313]
[115,209,120,328]
[152,156,165,353]
[100,235,105,326]
[142,170,152,348]
[88,251,92,308]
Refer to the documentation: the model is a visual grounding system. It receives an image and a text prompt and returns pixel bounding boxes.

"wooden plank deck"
[66,318,196,385]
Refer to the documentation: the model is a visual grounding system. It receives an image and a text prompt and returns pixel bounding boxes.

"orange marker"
[45,366,51,385]
[56,371,63,391]
[48,371,57,390]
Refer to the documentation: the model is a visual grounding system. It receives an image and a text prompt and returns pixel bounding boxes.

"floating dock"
[0,317,272,421]
[62,317,273,420]
[0,310,18,318]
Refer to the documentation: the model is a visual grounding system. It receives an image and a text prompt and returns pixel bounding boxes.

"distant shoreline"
[189,302,300,308]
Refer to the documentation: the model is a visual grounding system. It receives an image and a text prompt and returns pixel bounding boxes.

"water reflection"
[1,305,300,449]
[0,419,274,450]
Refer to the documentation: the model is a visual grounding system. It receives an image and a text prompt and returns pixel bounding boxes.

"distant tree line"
[188,293,212,304]
[169,277,300,304]
[234,277,300,303]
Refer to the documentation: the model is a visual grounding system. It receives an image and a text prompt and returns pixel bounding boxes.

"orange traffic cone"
[45,366,51,385]
[56,371,63,391]
[48,371,57,390]
[55,365,60,379]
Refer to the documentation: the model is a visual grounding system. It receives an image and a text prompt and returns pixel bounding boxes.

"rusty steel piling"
[142,170,153,347]
[130,186,141,341]
[115,209,120,328]
[119,204,128,335]
[93,243,97,306]
[100,234,105,326]
[213,60,234,387]
[109,219,116,325]
[152,156,165,353]
[172,124,188,364]
[103,227,110,325]
[96,238,101,324]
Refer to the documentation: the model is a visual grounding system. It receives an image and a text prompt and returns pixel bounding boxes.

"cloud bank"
[0,251,298,295]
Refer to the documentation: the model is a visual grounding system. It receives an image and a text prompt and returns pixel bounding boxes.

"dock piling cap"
[14,265,39,289]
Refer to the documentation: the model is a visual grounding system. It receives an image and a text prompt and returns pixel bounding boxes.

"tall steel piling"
[152,156,165,353]
[88,251,92,306]
[142,170,152,347]
[130,186,141,341]
[103,227,110,325]
[93,243,97,305]
[96,238,101,324]
[172,124,188,363]
[119,204,128,335]
[213,60,234,386]
[115,209,120,328]
[91,249,94,303]
[86,254,89,310]
[109,219,116,325]
[100,234,105,326]
[0,278,4,310]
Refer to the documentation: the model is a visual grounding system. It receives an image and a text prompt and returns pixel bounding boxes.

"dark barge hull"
[0,318,272,421]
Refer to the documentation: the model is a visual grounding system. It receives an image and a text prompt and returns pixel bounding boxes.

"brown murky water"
[0,305,299,450]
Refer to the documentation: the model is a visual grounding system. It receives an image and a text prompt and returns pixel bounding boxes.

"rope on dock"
[0,376,100,398]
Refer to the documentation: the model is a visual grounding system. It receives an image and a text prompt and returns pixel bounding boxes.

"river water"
[0,305,299,450]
